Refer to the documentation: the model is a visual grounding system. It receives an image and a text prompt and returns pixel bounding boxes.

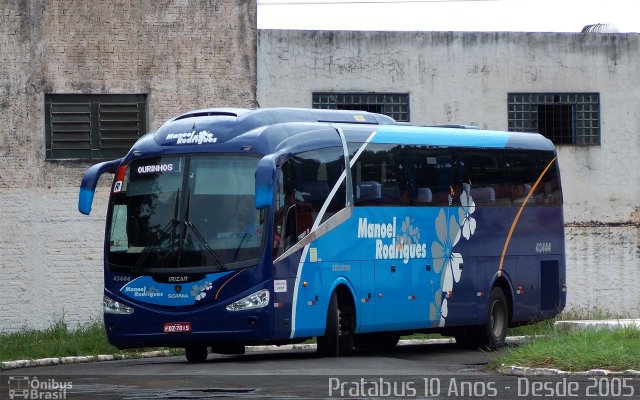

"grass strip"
[0,319,176,362]
[490,327,640,372]
[506,308,627,337]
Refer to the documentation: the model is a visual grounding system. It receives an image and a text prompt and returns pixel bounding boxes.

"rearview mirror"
[255,154,277,209]
[78,159,122,215]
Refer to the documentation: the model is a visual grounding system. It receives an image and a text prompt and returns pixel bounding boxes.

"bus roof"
[129,108,554,159]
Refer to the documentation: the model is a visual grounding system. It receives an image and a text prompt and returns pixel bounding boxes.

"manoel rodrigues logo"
[357,217,427,264]
[165,130,217,145]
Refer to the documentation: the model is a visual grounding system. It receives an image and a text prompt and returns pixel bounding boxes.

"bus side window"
[296,147,345,225]
[405,146,456,206]
[273,148,346,259]
[458,149,508,206]
[537,151,563,206]
[352,148,382,205]
[352,144,408,206]
[273,163,294,258]
[283,204,297,251]
[274,159,305,257]
[506,150,540,206]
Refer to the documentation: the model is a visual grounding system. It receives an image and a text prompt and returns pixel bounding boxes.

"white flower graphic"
[459,189,476,240]
[400,217,414,246]
[431,208,463,292]
[428,291,442,327]
[399,216,421,264]
[439,298,449,327]
[431,188,480,327]
[191,281,213,302]
[442,253,463,294]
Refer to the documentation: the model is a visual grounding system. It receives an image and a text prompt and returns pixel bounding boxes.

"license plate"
[163,322,191,333]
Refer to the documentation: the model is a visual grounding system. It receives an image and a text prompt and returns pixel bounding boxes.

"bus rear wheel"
[317,291,354,357]
[185,345,208,363]
[478,287,509,349]
[455,287,508,350]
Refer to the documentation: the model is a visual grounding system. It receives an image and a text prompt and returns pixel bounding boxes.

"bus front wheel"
[317,291,354,357]
[185,345,208,363]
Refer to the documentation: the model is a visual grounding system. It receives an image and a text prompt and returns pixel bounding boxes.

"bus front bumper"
[103,295,275,349]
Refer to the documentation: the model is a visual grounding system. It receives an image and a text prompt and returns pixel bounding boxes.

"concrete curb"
[1,350,173,371]
[3,337,639,377]
[554,319,640,331]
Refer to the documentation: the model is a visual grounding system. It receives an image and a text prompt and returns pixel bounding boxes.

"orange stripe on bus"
[497,157,557,277]
[215,269,245,300]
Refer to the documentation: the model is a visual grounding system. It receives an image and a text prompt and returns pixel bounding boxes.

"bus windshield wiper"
[133,218,179,272]
[183,188,227,271]
[232,230,250,262]
[185,220,227,270]
[134,189,181,271]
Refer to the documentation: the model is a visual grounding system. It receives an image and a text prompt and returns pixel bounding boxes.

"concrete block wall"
[0,0,257,333]
[565,226,640,316]
[258,30,640,226]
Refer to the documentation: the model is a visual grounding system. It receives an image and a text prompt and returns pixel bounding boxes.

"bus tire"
[477,287,509,349]
[317,291,353,357]
[185,345,208,363]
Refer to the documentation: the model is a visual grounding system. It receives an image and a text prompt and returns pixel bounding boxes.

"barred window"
[312,93,409,122]
[45,94,147,160]
[507,93,600,145]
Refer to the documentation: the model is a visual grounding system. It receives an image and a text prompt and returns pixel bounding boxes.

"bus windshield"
[107,154,264,272]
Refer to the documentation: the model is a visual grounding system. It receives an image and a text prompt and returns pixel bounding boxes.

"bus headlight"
[226,289,270,311]
[103,295,134,314]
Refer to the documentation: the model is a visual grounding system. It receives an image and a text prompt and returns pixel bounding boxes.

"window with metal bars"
[45,94,147,159]
[312,92,410,122]
[507,93,600,145]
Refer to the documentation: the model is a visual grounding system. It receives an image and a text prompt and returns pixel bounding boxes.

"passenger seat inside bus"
[416,187,433,203]
[470,187,496,204]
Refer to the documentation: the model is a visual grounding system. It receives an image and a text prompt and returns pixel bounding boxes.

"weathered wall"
[258,30,640,316]
[0,0,257,332]
[566,226,640,316]
[258,30,640,225]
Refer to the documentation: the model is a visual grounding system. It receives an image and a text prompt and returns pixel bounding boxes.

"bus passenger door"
[349,261,376,333]
[373,260,414,331]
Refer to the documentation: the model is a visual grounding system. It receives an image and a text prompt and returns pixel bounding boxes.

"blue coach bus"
[79,108,566,362]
